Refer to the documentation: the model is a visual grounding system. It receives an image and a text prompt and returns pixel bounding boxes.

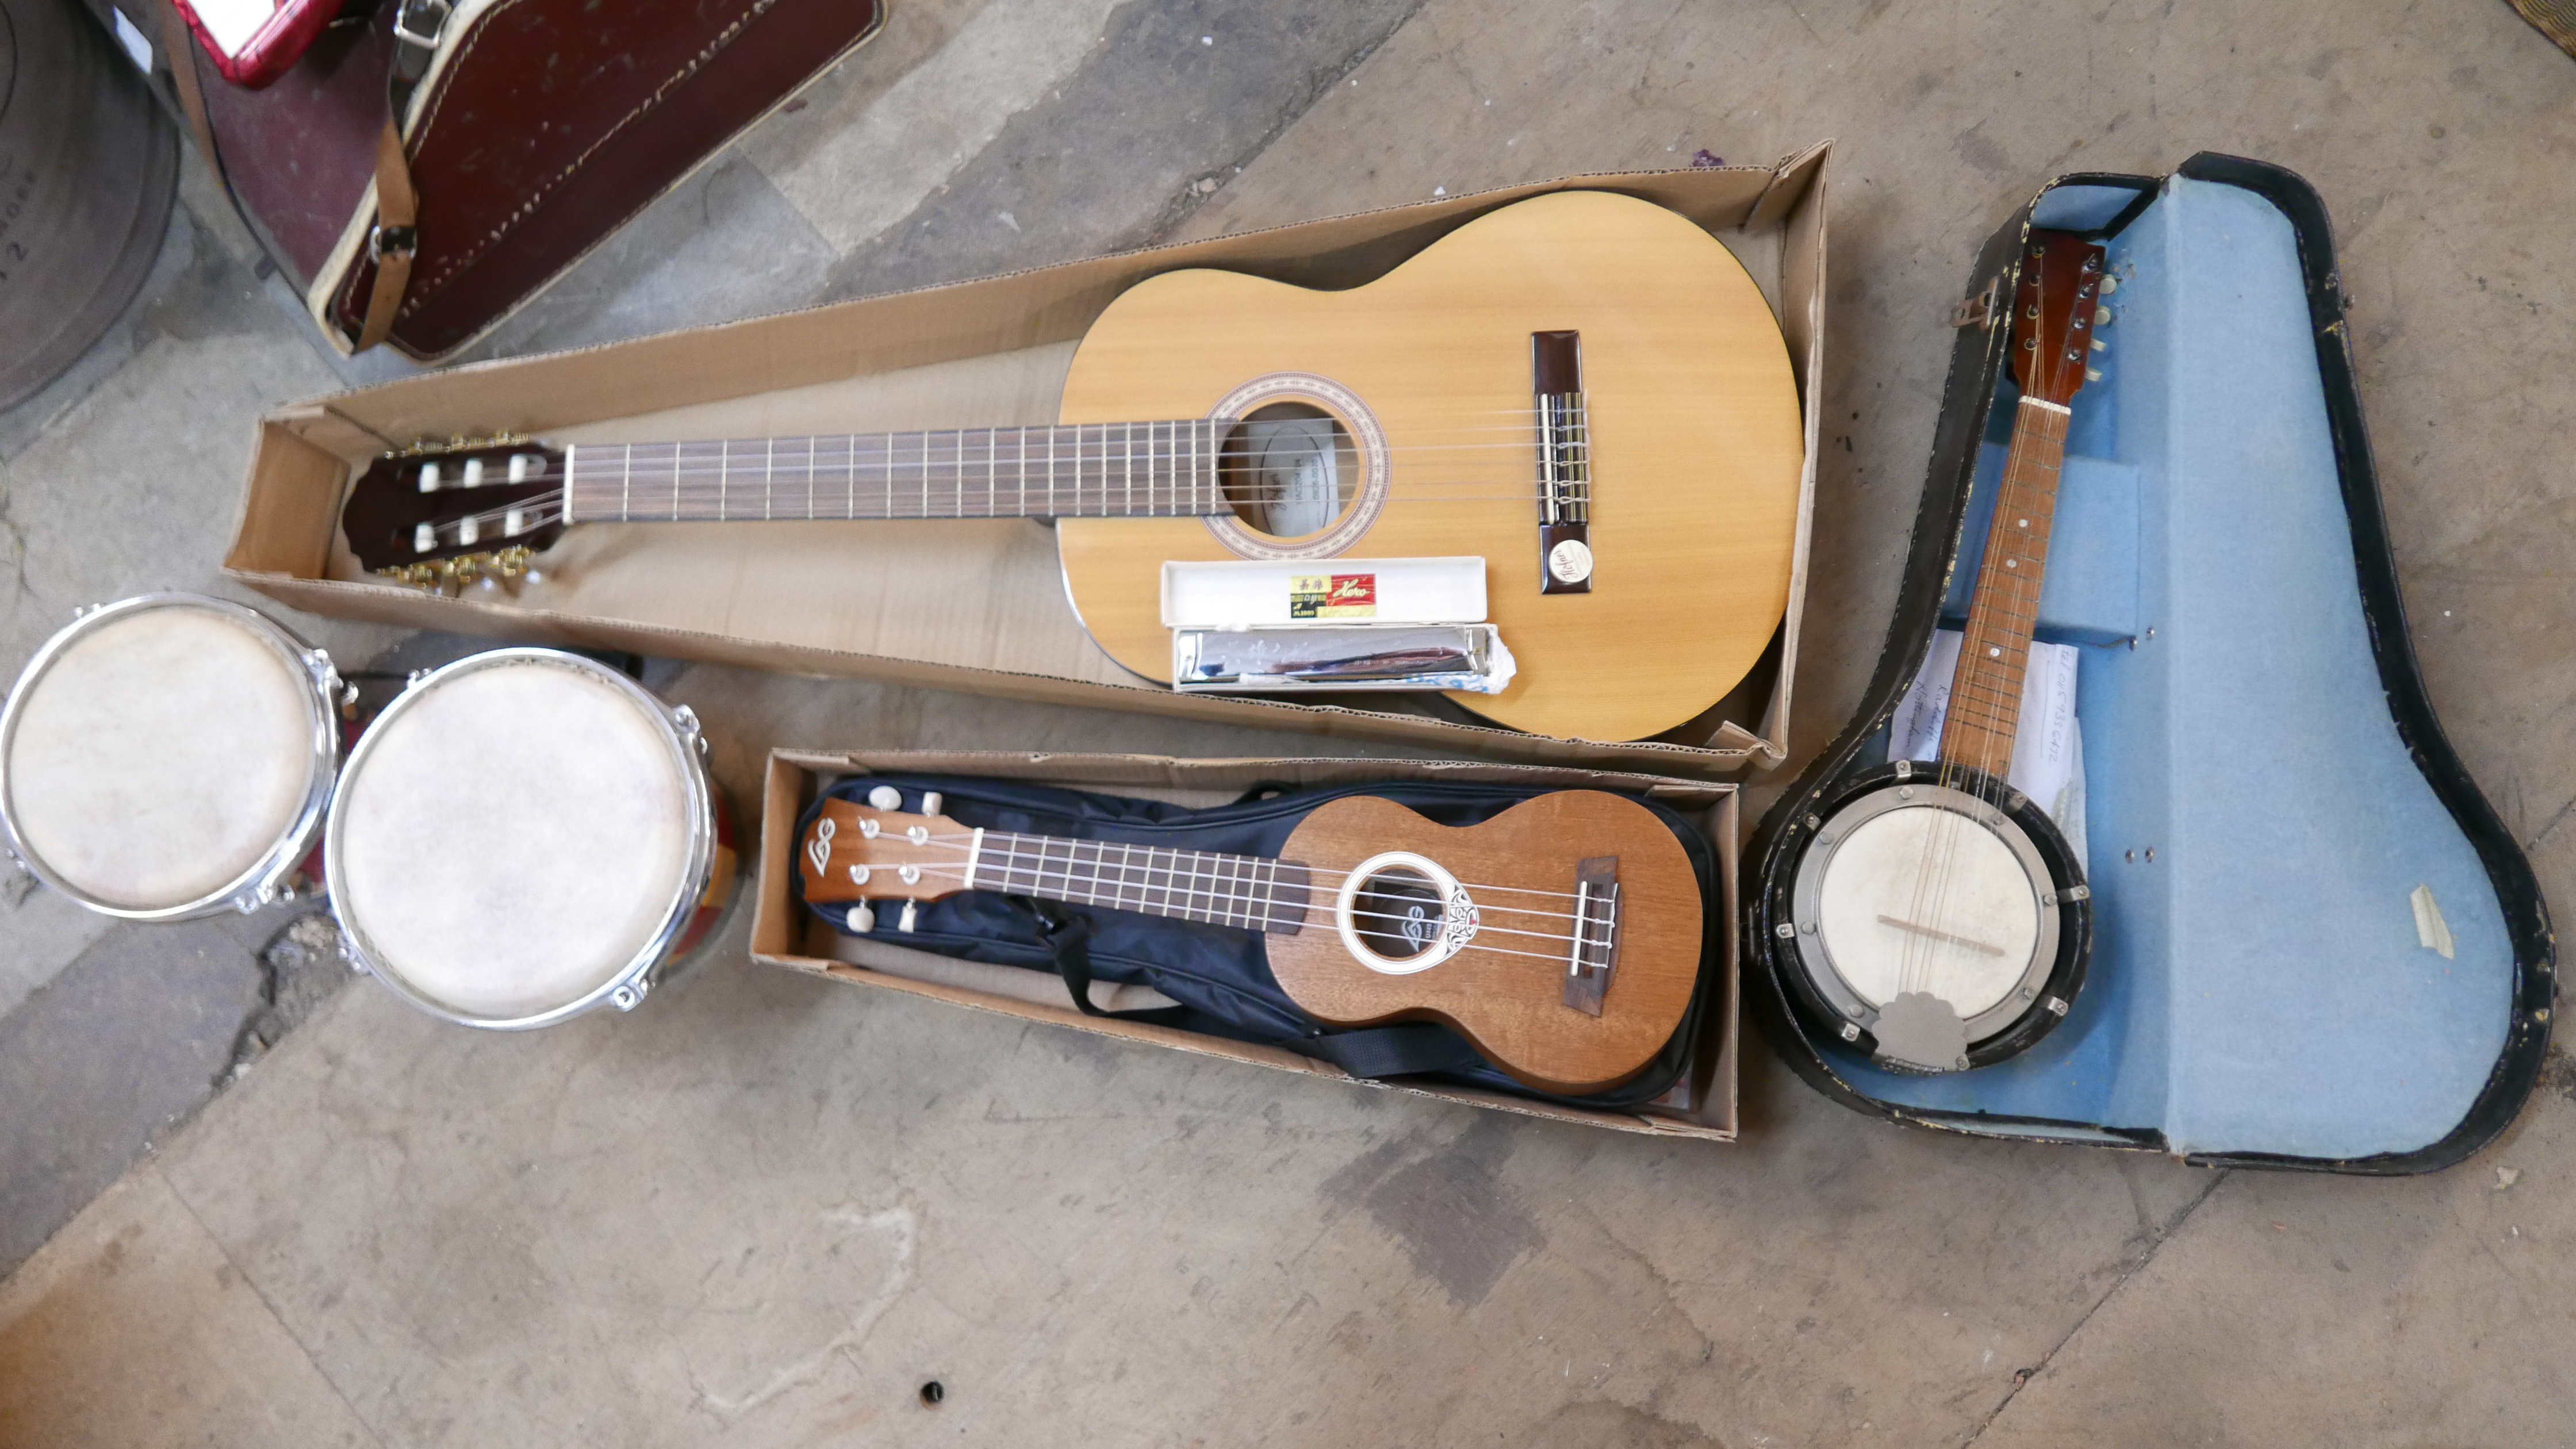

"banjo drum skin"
[1780,760,2091,1072]
[0,594,341,920]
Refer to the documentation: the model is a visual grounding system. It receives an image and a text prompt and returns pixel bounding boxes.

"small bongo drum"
[325,648,735,1028]
[0,595,341,919]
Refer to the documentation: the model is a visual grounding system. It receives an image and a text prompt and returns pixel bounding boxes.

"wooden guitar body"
[1057,190,1805,742]
[1266,790,1704,1094]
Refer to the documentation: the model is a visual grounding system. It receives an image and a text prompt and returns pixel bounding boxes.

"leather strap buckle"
[369,224,419,263]
[392,0,452,72]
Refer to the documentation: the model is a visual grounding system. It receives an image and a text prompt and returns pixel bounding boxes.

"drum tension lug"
[610,978,650,1012]
[2063,884,2091,902]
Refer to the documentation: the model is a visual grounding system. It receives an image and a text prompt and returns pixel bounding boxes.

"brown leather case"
[194,0,885,361]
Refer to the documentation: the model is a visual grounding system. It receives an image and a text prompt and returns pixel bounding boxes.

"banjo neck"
[1938,395,2071,775]
[559,420,1230,524]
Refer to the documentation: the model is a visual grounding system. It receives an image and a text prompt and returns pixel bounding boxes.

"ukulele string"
[811,846,1617,941]
[881,830,1607,905]
[823,858,1615,956]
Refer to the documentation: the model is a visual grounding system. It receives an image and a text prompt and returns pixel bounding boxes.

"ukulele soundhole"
[1222,402,1358,539]
[1332,849,1479,976]
[1351,867,1444,961]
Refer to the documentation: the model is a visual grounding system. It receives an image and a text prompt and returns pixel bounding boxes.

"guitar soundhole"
[1221,402,1358,540]
[1351,865,1444,961]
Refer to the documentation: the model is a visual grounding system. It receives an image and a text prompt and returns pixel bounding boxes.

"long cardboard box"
[224,150,1828,777]
[750,751,1742,1140]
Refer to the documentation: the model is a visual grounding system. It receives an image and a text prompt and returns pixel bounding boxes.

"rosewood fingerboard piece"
[1938,395,2069,775]
[563,420,1229,524]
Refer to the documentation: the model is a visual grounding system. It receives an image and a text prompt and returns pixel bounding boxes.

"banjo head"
[1781,761,2090,1073]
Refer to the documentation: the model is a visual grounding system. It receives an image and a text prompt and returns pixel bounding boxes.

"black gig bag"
[795,775,1722,1111]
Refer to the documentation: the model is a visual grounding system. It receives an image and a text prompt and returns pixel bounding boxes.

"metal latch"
[1949,276,2002,331]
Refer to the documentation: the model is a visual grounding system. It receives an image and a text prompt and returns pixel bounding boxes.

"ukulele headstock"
[2008,231,2109,407]
[800,798,973,905]
[341,439,568,582]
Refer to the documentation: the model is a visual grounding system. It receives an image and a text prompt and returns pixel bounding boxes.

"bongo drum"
[0,595,340,919]
[325,648,734,1028]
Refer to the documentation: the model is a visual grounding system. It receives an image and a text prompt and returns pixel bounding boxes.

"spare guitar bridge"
[1563,855,1621,1015]
[1532,330,1593,593]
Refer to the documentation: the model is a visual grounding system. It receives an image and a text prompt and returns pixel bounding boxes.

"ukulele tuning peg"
[2086,367,2103,382]
[2095,305,2112,326]
[846,902,875,934]
[867,785,903,810]
[898,900,919,933]
[2099,275,2118,295]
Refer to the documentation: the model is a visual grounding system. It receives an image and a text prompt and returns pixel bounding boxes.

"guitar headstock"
[341,439,568,584]
[799,798,973,921]
[2009,230,2110,407]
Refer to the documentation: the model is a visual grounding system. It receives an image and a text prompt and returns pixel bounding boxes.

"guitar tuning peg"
[920,791,943,816]
[2086,367,2103,382]
[898,900,919,933]
[2099,275,2118,294]
[846,902,875,934]
[2095,305,2112,326]
[867,785,902,810]
[2091,337,2107,352]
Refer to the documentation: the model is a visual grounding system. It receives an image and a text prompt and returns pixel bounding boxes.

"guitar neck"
[966,830,1312,935]
[1939,395,2070,772]
[562,421,1228,523]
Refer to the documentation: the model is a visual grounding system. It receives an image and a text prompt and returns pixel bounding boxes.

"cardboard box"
[750,751,1742,1140]
[224,150,1829,778]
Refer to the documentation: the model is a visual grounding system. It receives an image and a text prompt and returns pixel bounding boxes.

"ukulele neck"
[561,421,1229,523]
[1938,394,2070,771]
[965,830,1312,936]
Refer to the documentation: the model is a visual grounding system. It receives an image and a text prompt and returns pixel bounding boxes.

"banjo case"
[1746,155,2554,1172]
[792,774,1726,1113]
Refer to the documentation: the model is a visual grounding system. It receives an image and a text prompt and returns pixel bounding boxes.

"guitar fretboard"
[562,421,1229,524]
[967,831,1310,936]
[1939,395,2069,773]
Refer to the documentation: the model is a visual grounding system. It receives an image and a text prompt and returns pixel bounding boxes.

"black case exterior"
[1744,154,2555,1174]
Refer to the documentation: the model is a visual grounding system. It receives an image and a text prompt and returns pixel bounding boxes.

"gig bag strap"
[1028,900,1192,1028]
[354,0,446,351]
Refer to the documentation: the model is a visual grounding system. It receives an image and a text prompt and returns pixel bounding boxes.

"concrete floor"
[1,0,2573,1443]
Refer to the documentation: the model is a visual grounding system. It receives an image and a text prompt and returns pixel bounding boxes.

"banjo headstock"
[2008,231,2109,407]
[341,439,568,582]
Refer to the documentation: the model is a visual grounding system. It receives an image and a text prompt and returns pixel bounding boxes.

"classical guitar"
[797,788,1704,1094]
[338,189,1806,742]
[1774,229,2104,1075]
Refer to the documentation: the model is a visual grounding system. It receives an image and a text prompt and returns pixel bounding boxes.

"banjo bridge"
[1563,856,1622,1016]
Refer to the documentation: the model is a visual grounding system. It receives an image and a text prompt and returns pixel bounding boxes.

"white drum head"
[2,597,329,915]
[1816,802,2042,1019]
[328,651,702,1025]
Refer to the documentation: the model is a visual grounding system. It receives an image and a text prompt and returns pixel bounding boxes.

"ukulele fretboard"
[966,831,1311,936]
[562,421,1230,524]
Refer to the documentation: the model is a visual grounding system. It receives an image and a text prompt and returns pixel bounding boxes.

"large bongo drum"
[325,648,735,1028]
[0,595,340,919]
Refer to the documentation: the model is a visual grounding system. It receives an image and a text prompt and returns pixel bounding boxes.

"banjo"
[1776,229,2104,1074]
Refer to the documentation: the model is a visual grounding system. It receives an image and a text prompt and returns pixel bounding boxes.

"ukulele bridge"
[1532,331,1594,593]
[1563,855,1621,1015]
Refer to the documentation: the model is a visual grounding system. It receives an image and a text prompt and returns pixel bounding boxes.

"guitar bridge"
[1563,855,1620,1015]
[1532,330,1593,593]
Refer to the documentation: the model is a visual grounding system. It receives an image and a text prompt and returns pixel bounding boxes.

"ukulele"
[338,190,1806,743]
[1774,229,2103,1075]
[797,788,1705,1095]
